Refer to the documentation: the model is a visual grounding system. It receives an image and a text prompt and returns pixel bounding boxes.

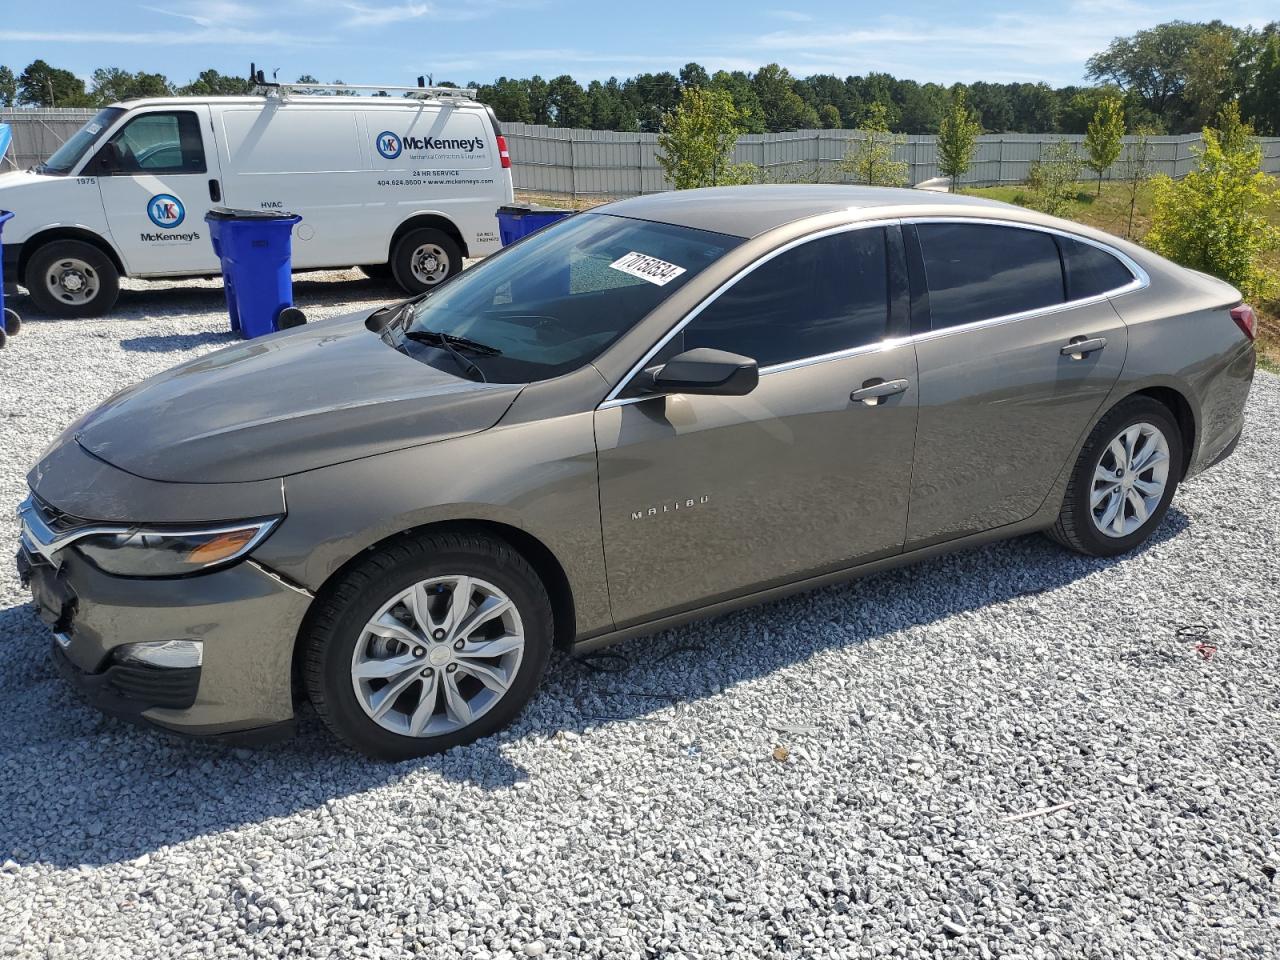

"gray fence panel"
[6,109,1278,198]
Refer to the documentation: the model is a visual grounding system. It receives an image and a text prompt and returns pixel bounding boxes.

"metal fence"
[6,108,1279,198]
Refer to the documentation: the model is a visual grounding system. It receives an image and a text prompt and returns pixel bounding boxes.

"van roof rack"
[248,65,475,101]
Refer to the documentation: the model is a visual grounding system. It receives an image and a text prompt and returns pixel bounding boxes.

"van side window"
[1057,236,1135,300]
[917,223,1064,330]
[679,228,891,368]
[96,111,205,176]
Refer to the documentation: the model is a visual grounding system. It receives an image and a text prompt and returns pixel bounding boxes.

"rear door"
[903,220,1131,547]
[595,224,919,627]
[91,105,222,276]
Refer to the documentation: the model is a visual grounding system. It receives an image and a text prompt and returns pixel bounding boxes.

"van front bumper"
[17,542,312,743]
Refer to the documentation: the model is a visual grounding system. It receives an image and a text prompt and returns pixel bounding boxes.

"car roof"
[597,184,1016,238]
[112,96,484,110]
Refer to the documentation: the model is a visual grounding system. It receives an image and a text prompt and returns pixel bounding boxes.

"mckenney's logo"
[375,131,486,158]
[375,130,403,160]
[146,193,185,229]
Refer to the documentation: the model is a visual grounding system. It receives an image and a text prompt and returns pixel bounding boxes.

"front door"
[92,106,222,276]
[595,225,920,627]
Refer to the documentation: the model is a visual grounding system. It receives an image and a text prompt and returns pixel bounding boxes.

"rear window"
[917,223,1065,330]
[1059,237,1135,300]
[402,213,742,382]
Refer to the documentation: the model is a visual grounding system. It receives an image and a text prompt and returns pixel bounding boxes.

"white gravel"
[2,275,1279,960]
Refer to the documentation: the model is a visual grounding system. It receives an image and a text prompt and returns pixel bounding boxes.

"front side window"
[401,213,742,382]
[1058,237,1135,300]
[95,111,206,175]
[918,223,1064,330]
[679,228,891,368]
[40,107,125,175]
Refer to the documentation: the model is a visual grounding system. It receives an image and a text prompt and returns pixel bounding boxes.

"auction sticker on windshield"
[609,251,687,286]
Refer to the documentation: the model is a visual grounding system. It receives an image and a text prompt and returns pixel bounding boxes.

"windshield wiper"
[404,329,500,382]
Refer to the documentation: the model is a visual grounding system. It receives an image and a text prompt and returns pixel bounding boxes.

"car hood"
[74,313,524,483]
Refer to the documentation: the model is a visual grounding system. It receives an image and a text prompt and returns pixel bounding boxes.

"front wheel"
[25,239,121,318]
[1047,396,1183,557]
[302,532,553,760]
[390,228,462,295]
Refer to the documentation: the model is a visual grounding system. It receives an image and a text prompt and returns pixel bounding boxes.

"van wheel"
[391,228,462,295]
[358,263,393,281]
[302,531,553,760]
[26,240,121,318]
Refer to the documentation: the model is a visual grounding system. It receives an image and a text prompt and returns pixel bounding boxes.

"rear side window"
[917,223,1064,329]
[1058,237,1135,299]
[681,228,890,368]
[97,111,205,175]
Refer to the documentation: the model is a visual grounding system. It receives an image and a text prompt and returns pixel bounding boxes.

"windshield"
[401,213,743,382]
[40,107,125,175]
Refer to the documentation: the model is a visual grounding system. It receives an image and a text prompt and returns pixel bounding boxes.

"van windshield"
[401,213,743,383]
[40,107,125,175]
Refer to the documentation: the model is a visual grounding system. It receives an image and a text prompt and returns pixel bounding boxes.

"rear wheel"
[25,240,121,318]
[303,532,553,760]
[1047,396,1183,557]
[390,228,462,295]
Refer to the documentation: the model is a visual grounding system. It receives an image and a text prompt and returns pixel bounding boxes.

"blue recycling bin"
[0,210,19,348]
[204,208,304,339]
[496,204,572,246]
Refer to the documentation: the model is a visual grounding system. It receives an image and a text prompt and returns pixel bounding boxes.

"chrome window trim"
[597,214,1150,411]
[16,494,279,570]
[598,217,902,410]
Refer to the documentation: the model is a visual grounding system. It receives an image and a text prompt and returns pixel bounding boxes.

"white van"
[0,83,515,317]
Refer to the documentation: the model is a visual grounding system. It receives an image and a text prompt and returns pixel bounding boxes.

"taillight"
[496,135,511,169]
[1230,304,1257,341]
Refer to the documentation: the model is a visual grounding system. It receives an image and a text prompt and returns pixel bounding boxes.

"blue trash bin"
[496,204,572,246]
[0,210,20,348]
[204,207,304,339]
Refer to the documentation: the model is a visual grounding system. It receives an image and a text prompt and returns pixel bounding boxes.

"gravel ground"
[1,274,1279,960]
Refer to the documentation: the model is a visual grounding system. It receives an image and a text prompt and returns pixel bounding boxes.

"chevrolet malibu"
[17,186,1256,760]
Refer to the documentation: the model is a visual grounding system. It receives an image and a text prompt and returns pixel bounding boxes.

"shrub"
[1146,109,1280,301]
[937,89,982,193]
[1083,95,1125,195]
[839,103,909,187]
[656,87,757,190]
[1026,141,1083,216]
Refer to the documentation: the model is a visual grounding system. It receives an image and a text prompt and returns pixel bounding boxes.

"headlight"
[74,519,279,578]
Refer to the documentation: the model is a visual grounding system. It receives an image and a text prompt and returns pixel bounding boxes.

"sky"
[1,0,1275,90]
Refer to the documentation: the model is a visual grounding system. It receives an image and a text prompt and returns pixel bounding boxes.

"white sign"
[609,251,687,286]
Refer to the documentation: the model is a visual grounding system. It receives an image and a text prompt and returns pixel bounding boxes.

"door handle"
[1061,336,1106,358]
[850,378,909,405]
[208,178,221,202]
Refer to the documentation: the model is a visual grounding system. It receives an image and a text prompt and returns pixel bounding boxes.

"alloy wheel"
[350,575,525,738]
[1089,421,1170,538]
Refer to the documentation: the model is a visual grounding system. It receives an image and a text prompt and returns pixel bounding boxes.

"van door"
[90,105,222,276]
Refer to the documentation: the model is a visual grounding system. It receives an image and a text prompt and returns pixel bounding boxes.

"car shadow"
[0,509,1190,868]
[119,330,241,352]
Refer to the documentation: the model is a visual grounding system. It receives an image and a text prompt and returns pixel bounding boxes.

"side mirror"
[644,347,759,397]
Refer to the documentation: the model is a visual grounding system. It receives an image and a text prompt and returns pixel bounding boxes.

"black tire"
[3,307,19,335]
[390,228,462,295]
[358,263,394,281]
[0,327,5,349]
[1047,396,1184,557]
[302,532,553,761]
[25,239,121,318]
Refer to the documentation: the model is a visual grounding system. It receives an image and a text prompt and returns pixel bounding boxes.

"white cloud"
[141,1,263,28]
[0,27,326,47]
[340,2,432,28]
[769,10,814,21]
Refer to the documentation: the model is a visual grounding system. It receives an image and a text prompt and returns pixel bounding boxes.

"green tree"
[1083,95,1126,194]
[1146,108,1280,300]
[678,62,709,90]
[710,70,765,134]
[819,104,842,129]
[0,66,17,107]
[475,77,533,123]
[547,75,591,128]
[840,103,908,186]
[656,86,755,189]
[1026,140,1083,216]
[179,69,253,96]
[1242,32,1280,135]
[937,88,981,192]
[1121,125,1158,239]
[752,63,819,132]
[1183,26,1239,127]
[17,59,92,106]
